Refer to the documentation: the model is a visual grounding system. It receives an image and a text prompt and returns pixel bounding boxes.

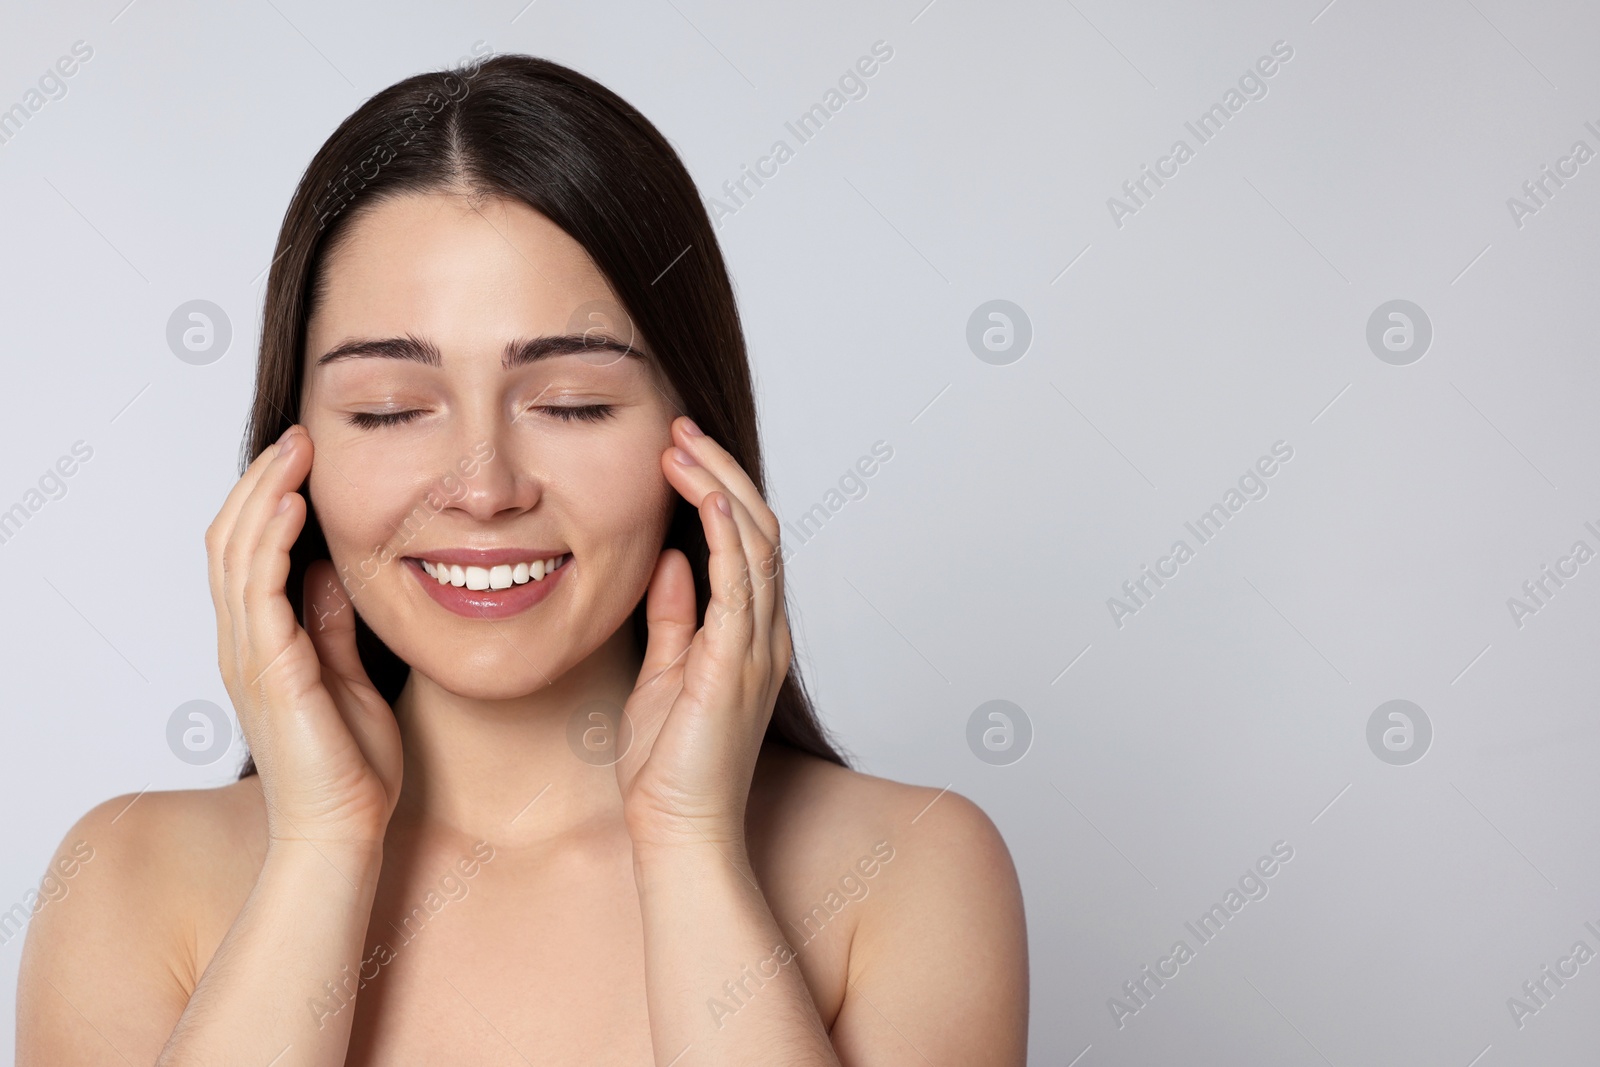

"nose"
[438,425,539,521]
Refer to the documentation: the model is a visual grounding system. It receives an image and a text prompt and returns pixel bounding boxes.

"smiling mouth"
[402,552,572,622]
[411,553,570,591]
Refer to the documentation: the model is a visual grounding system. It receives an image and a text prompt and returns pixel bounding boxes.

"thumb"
[636,548,697,693]
[302,560,400,800]
[302,560,376,694]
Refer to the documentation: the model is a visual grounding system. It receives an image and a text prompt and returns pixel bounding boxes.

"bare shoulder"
[750,744,1028,1062]
[52,776,268,912]
[15,778,267,1066]
[750,743,1019,880]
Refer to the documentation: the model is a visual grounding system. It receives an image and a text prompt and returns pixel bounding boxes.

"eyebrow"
[315,332,646,368]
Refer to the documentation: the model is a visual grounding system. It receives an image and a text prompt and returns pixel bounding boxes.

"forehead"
[307,191,624,351]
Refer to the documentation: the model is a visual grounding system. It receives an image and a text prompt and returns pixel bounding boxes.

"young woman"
[17,54,1028,1065]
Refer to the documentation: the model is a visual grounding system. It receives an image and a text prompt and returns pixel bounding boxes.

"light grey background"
[2,0,1598,1063]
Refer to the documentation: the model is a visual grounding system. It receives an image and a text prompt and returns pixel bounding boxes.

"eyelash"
[345,405,617,430]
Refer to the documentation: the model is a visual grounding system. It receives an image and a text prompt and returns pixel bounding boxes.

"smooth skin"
[16,192,1028,1066]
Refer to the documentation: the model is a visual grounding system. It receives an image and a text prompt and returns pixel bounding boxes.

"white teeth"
[421,555,565,589]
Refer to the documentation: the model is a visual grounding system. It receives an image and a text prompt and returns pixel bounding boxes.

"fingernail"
[716,493,732,516]
[681,416,703,436]
[673,446,698,467]
[278,425,296,444]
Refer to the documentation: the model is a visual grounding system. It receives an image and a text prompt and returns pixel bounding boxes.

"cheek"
[556,437,675,543]
[308,445,429,557]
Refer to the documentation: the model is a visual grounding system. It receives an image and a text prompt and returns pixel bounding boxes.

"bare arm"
[16,797,384,1067]
[626,786,1028,1066]
[17,426,404,1065]
[828,790,1030,1065]
[16,794,189,1066]
[633,839,841,1066]
[157,840,382,1065]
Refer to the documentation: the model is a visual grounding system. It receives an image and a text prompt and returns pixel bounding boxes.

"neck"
[388,621,642,850]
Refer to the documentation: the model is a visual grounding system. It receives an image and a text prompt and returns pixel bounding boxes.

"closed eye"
[533,404,616,423]
[346,409,425,429]
[345,404,617,429]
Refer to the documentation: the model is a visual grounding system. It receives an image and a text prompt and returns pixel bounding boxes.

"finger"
[206,428,295,618]
[697,489,757,654]
[302,559,366,683]
[637,548,697,691]
[670,417,784,625]
[670,417,779,544]
[241,488,310,694]
[208,432,297,700]
[302,559,393,782]
[224,491,300,740]
[233,492,310,742]
[226,429,312,634]
[664,446,777,646]
[775,611,794,678]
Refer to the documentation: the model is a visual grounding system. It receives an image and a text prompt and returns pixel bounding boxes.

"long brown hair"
[236,53,849,776]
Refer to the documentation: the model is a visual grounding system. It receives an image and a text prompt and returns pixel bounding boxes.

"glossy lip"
[405,553,570,621]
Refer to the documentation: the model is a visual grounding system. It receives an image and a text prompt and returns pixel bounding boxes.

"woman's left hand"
[613,415,791,852]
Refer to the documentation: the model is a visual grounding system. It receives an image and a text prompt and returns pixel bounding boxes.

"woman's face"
[300,191,682,699]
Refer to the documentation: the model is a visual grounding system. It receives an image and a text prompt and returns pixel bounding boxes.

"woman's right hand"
[206,425,402,849]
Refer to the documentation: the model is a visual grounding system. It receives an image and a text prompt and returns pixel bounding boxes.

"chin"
[409,666,560,702]
[355,610,566,699]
